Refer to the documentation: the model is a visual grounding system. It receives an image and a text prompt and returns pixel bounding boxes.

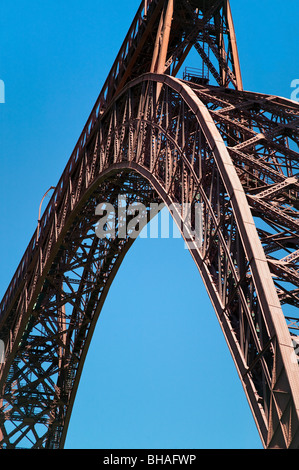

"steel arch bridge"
[1,0,299,449]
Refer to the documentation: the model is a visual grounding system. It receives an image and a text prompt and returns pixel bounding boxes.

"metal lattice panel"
[0,0,298,449]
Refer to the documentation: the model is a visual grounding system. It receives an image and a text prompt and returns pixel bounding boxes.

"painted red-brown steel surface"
[0,1,298,449]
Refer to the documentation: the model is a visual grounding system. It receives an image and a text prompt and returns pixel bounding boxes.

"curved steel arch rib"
[1,74,299,449]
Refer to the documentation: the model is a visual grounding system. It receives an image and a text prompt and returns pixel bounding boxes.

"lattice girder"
[0,74,299,448]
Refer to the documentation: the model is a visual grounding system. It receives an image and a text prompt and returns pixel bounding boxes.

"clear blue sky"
[0,0,298,449]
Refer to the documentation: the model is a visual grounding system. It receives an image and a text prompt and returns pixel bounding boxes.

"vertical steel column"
[225,0,243,90]
[155,0,174,74]
[150,0,174,74]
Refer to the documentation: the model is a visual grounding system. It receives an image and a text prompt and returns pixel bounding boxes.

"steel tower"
[0,0,299,449]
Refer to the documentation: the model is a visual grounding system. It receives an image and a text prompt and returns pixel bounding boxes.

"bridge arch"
[1,74,299,449]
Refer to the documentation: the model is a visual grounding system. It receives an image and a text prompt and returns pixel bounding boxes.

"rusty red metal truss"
[0,0,299,449]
